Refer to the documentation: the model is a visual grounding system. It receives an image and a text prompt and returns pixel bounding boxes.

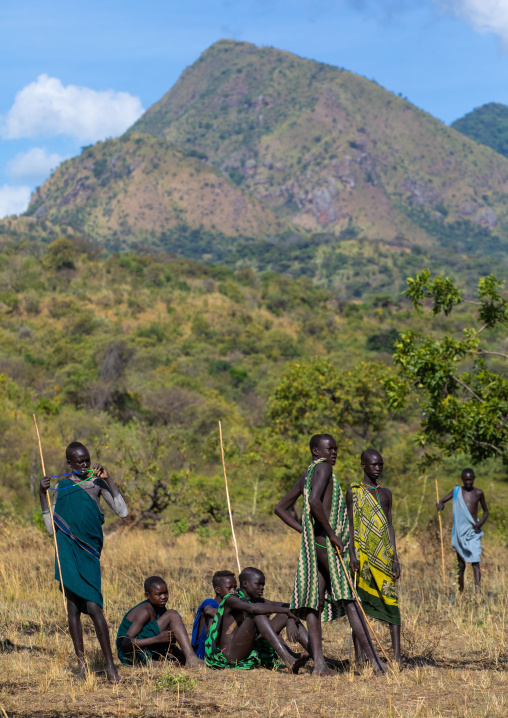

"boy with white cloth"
[437,469,489,592]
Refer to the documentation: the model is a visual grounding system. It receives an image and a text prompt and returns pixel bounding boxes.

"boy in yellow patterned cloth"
[346,449,401,665]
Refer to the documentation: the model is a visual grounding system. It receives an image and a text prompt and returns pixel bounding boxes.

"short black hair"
[144,575,166,593]
[238,567,264,587]
[309,434,334,453]
[361,448,382,463]
[66,441,88,461]
[462,468,475,478]
[212,570,236,587]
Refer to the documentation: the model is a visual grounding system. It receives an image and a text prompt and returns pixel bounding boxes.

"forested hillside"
[452,103,508,159]
[10,39,508,295]
[1,233,507,542]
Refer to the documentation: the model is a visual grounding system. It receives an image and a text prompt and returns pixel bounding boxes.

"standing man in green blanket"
[40,442,128,682]
[275,434,386,675]
[345,449,401,665]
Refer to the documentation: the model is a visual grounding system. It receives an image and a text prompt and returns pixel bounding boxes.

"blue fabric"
[191,599,218,658]
[452,485,483,563]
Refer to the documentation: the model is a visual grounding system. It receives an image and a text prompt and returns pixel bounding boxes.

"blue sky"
[1,0,508,217]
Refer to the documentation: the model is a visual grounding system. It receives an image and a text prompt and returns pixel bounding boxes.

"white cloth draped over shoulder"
[451,485,483,563]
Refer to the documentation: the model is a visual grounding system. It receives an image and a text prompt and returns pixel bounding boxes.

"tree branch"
[472,439,504,456]
[452,375,484,403]
[477,350,508,360]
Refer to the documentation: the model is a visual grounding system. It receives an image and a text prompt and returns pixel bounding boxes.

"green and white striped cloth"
[290,458,353,621]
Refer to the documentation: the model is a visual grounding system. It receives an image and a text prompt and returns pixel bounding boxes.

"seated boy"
[116,576,203,667]
[192,570,237,659]
[205,566,309,672]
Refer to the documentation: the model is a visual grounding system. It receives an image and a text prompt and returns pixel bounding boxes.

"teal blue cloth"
[53,478,105,609]
[116,601,166,665]
[452,485,483,563]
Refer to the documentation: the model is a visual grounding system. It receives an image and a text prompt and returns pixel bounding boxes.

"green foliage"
[155,669,195,693]
[269,359,391,440]
[386,271,508,464]
[451,103,508,158]
[43,238,77,271]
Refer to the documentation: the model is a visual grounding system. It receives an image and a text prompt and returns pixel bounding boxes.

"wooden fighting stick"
[33,414,68,617]
[335,546,395,671]
[435,478,446,583]
[219,421,241,575]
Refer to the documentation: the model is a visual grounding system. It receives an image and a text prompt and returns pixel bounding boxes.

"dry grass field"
[0,521,506,718]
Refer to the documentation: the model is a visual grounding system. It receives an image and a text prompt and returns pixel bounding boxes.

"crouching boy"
[116,576,203,667]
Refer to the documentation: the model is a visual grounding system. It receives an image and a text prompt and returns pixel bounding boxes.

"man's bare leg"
[157,610,203,667]
[472,562,481,592]
[457,553,465,592]
[223,614,305,672]
[66,593,86,680]
[389,624,401,664]
[344,602,387,674]
[305,561,336,676]
[87,602,121,683]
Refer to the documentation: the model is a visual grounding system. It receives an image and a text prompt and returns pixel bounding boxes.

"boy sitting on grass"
[116,575,203,667]
[205,566,309,672]
[191,570,237,659]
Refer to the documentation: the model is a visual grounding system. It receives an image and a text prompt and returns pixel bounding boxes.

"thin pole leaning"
[335,547,395,671]
[218,421,241,575]
[33,414,68,617]
[435,478,446,584]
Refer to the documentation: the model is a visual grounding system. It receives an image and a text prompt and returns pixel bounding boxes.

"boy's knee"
[87,602,104,619]
[160,609,180,625]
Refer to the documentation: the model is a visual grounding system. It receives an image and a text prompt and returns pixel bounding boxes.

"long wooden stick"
[335,547,395,671]
[435,478,446,584]
[218,421,241,575]
[33,415,68,617]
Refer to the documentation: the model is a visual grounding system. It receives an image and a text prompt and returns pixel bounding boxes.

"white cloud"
[7,147,66,183]
[0,185,31,219]
[439,1,508,44]
[1,75,144,142]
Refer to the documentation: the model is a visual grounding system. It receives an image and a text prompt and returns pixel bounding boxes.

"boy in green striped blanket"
[275,434,386,675]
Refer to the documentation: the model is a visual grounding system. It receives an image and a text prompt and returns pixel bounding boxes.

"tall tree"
[385,270,508,464]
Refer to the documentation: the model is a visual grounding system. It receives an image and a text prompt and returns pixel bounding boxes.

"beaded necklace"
[361,482,382,507]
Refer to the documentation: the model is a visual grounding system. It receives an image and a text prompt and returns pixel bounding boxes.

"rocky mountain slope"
[19,40,508,276]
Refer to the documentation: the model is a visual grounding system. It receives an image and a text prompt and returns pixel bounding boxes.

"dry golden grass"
[0,522,506,718]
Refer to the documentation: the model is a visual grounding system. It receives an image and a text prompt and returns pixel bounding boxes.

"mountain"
[18,40,508,289]
[451,103,508,159]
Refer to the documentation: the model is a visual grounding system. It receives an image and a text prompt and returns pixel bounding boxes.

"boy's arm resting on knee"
[274,479,304,533]
[308,464,344,552]
[226,596,297,619]
[121,608,170,651]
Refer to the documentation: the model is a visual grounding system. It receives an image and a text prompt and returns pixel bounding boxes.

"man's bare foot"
[185,655,205,668]
[312,663,336,676]
[289,652,310,674]
[106,667,122,683]
[372,660,389,676]
[74,666,87,682]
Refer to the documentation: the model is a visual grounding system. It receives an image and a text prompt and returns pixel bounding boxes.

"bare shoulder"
[380,486,393,499]
[125,602,150,622]
[314,461,332,478]
[474,487,485,498]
